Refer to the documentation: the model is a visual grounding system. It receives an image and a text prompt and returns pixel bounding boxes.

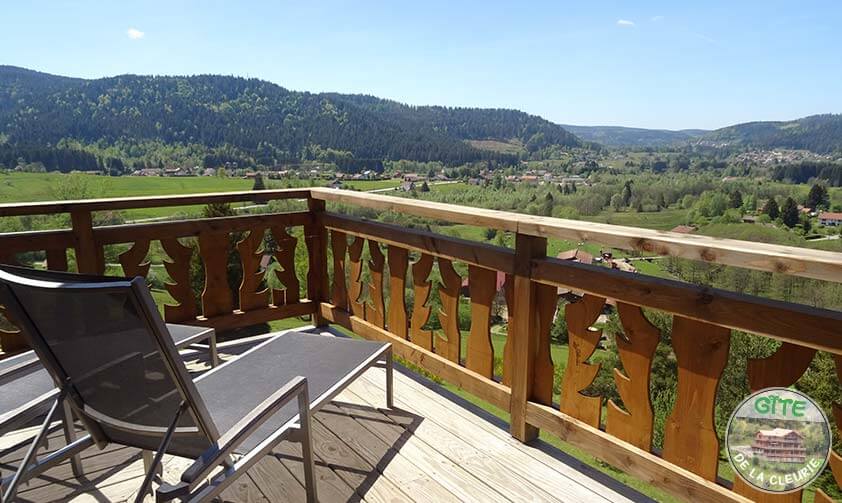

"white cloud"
[126,28,145,40]
[616,19,635,27]
[651,15,664,22]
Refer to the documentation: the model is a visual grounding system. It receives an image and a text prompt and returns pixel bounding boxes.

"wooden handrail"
[0,188,309,216]
[310,187,842,283]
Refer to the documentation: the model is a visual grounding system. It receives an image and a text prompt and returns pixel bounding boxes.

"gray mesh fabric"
[0,266,213,457]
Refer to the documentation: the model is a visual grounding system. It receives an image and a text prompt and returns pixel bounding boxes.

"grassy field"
[583,207,690,231]
[340,179,400,191]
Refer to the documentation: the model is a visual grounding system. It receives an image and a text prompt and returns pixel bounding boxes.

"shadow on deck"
[1,328,653,503]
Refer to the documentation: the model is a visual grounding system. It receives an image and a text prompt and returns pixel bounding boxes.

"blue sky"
[2,1,841,130]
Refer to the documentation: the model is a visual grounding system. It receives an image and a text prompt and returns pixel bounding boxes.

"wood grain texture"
[160,238,198,323]
[323,212,516,274]
[533,257,842,355]
[311,187,842,283]
[330,230,348,310]
[410,253,435,351]
[466,265,496,378]
[662,316,730,481]
[45,248,68,272]
[71,210,104,274]
[0,188,309,217]
[305,198,328,326]
[605,303,660,450]
[347,236,366,319]
[502,274,514,387]
[366,240,386,328]
[747,343,816,391]
[533,282,557,406]
[559,294,606,428]
[118,239,151,279]
[437,257,462,364]
[237,228,270,312]
[525,401,751,503]
[95,212,311,245]
[387,246,409,340]
[198,230,234,318]
[270,227,300,306]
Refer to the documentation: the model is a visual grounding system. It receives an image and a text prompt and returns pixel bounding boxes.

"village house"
[819,211,842,226]
[751,428,806,463]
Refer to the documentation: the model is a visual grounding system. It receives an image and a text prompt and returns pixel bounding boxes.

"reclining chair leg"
[386,349,394,409]
[1,392,64,503]
[135,403,186,503]
[61,399,84,478]
[297,388,318,503]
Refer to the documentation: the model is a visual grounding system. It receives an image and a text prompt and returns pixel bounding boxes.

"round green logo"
[725,387,832,493]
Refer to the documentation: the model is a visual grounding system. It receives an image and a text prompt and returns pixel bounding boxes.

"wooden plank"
[218,473,269,502]
[330,230,349,310]
[387,246,409,340]
[161,237,198,323]
[308,417,413,502]
[0,188,310,217]
[559,294,605,428]
[605,303,661,451]
[95,211,312,245]
[334,390,539,503]
[348,236,366,318]
[118,239,151,278]
[436,258,461,364]
[237,228,271,311]
[525,401,750,503]
[246,451,308,503]
[272,438,361,503]
[70,210,104,274]
[410,253,434,351]
[311,187,842,282]
[315,404,464,503]
[305,198,329,326]
[509,233,548,441]
[366,240,386,328]
[319,303,511,411]
[351,368,635,503]
[466,265,496,377]
[323,212,516,274]
[198,230,234,317]
[662,316,730,481]
[533,257,842,355]
[0,229,74,255]
[45,247,69,272]
[270,226,300,305]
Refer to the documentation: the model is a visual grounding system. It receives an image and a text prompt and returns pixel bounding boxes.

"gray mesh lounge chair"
[0,323,218,487]
[0,266,393,502]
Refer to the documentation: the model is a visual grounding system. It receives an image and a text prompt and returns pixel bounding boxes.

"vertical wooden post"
[307,197,329,327]
[509,233,547,442]
[70,210,103,274]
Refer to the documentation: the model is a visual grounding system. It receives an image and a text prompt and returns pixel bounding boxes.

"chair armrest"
[180,375,309,486]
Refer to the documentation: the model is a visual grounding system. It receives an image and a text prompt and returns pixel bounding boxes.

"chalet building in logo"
[726,388,831,494]
[752,428,807,464]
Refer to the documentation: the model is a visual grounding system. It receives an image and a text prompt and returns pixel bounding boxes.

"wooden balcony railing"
[2,187,842,502]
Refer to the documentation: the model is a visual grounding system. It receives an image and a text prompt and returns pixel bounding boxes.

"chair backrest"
[0,265,219,457]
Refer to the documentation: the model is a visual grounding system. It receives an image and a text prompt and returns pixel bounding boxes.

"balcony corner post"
[306,197,329,327]
[70,210,104,275]
[509,232,547,442]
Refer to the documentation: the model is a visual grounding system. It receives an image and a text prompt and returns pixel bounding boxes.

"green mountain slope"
[701,114,842,153]
[0,66,581,167]
[561,124,707,147]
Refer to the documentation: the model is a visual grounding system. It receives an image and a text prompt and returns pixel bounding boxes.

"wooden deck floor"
[0,328,651,503]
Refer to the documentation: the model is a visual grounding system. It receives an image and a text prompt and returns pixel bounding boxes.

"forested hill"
[701,114,842,153]
[560,124,707,147]
[0,66,581,167]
